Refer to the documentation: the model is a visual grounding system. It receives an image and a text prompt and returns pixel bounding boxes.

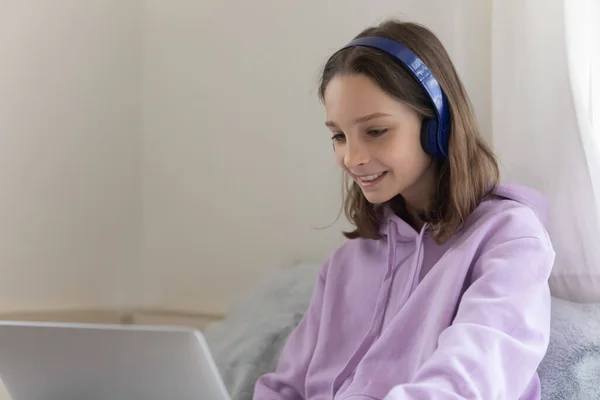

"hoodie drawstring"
[409,226,427,294]
[330,222,399,396]
[330,221,426,397]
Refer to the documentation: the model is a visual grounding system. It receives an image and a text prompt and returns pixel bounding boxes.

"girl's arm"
[382,235,554,400]
[253,262,328,400]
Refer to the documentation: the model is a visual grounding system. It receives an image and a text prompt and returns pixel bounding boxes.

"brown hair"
[318,20,499,244]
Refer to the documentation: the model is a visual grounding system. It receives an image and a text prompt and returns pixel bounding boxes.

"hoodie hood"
[380,182,550,239]
[493,183,549,228]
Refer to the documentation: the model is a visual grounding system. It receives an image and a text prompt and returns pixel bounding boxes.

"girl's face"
[324,74,435,207]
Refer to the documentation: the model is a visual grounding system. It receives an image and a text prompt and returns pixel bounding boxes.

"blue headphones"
[339,36,451,159]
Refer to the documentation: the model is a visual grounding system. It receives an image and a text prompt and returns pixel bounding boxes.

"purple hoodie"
[254,184,554,400]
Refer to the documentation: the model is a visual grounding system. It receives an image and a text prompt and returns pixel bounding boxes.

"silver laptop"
[0,321,231,400]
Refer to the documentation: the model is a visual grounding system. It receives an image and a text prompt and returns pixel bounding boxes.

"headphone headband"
[339,36,451,159]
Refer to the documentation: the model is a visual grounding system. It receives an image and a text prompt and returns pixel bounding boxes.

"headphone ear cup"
[420,118,441,158]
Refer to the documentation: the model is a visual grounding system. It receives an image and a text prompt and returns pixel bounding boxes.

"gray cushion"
[204,262,319,400]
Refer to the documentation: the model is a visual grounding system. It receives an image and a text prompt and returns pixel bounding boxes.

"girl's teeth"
[361,173,383,182]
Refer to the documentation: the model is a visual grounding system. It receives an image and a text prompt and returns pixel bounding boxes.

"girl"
[254,20,553,400]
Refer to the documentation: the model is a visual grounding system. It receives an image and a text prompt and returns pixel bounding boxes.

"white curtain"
[491,0,600,302]
[565,0,600,205]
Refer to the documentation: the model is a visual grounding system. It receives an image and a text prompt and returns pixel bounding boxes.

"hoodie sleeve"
[253,262,328,400]
[382,235,554,400]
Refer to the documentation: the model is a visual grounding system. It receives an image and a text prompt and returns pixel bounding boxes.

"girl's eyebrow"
[325,112,392,128]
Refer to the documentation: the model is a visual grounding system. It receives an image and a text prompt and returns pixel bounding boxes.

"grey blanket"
[205,262,600,400]
[539,297,600,399]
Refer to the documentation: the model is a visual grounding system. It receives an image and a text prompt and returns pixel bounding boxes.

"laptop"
[0,320,232,400]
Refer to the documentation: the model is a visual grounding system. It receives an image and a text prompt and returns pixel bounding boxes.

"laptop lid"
[0,321,231,400]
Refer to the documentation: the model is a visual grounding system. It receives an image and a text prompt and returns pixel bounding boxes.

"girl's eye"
[331,132,346,142]
[367,128,388,137]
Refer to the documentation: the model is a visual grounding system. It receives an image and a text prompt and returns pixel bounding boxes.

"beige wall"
[0,1,142,312]
[0,1,492,315]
